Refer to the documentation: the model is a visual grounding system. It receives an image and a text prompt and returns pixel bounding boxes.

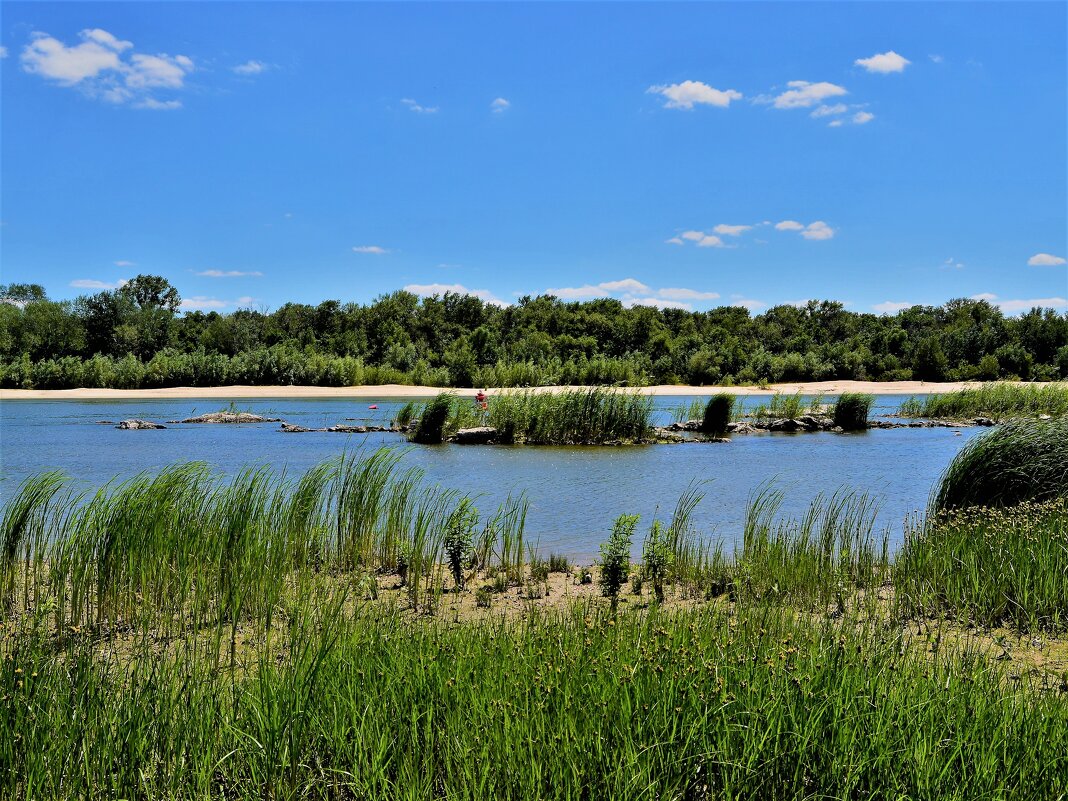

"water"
[0,395,982,562]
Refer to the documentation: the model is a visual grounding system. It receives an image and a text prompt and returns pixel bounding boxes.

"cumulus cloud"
[810,103,848,118]
[800,221,835,240]
[546,279,651,299]
[196,269,264,278]
[774,220,804,231]
[233,60,266,75]
[855,50,911,74]
[544,279,720,310]
[403,283,507,306]
[929,54,944,64]
[873,301,912,314]
[626,297,693,310]
[20,28,192,108]
[679,230,726,248]
[647,80,742,110]
[352,245,389,255]
[657,288,721,301]
[490,97,510,113]
[401,98,438,114]
[771,81,847,109]
[180,296,230,311]
[852,111,875,125]
[969,293,998,302]
[731,296,766,311]
[70,278,128,290]
[1028,253,1066,266]
[713,224,752,236]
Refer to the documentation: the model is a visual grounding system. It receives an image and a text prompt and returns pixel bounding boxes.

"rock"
[453,426,498,445]
[974,417,995,427]
[327,424,367,433]
[706,436,731,443]
[280,423,314,433]
[767,418,803,432]
[726,422,758,435]
[94,420,116,425]
[168,412,283,424]
[666,420,701,432]
[115,419,166,430]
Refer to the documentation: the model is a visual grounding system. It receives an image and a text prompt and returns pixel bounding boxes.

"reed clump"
[701,393,735,435]
[933,417,1068,512]
[831,392,873,430]
[488,387,653,444]
[902,382,1068,420]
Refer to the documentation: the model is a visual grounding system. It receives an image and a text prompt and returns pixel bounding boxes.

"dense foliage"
[3,277,1068,388]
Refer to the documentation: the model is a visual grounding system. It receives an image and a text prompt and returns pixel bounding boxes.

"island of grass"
[3,422,1068,799]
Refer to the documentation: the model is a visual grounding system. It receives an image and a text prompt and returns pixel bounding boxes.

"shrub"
[933,417,1068,512]
[701,393,735,435]
[641,520,672,604]
[411,392,453,444]
[599,514,638,610]
[832,393,873,431]
[443,499,478,590]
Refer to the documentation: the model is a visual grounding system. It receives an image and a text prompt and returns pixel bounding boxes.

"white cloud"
[873,301,912,314]
[775,220,804,231]
[852,111,875,125]
[233,60,266,75]
[810,103,848,118]
[180,296,230,311]
[855,51,911,74]
[490,97,510,113]
[70,278,127,289]
[401,98,438,114]
[679,230,725,248]
[801,221,835,240]
[929,54,944,64]
[1028,253,1066,266]
[772,81,847,109]
[648,80,742,110]
[657,288,720,301]
[599,278,651,294]
[20,28,192,108]
[403,283,507,306]
[731,296,766,311]
[352,245,389,255]
[828,119,844,128]
[114,260,135,267]
[547,279,651,299]
[713,224,752,236]
[196,269,264,278]
[942,258,965,270]
[235,296,256,307]
[970,293,998,302]
[0,47,8,59]
[665,236,685,246]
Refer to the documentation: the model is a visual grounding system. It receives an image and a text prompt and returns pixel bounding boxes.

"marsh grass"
[749,391,807,422]
[896,497,1068,632]
[831,392,874,430]
[933,417,1068,511]
[701,393,735,435]
[488,387,653,444]
[670,398,705,424]
[902,382,1068,420]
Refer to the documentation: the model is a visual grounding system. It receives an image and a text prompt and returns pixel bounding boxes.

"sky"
[1,1,1066,316]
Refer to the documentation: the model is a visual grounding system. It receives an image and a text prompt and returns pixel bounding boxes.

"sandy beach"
[0,380,1032,401]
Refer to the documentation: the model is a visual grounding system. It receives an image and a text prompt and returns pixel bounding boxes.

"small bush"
[702,394,735,435]
[548,552,571,573]
[411,392,453,444]
[444,499,478,590]
[832,393,873,431]
[475,586,493,608]
[642,520,673,604]
[599,514,638,610]
[933,417,1068,512]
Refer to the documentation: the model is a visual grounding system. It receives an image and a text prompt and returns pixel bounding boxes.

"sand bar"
[0,380,1041,402]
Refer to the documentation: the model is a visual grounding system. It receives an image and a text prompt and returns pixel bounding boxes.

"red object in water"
[368,404,378,409]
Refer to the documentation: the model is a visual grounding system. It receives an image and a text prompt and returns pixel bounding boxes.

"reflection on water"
[0,395,980,562]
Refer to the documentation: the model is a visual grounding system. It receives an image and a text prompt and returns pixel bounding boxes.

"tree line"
[2,276,1066,389]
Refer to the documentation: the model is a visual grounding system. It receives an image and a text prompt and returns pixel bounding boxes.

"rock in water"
[169,412,283,424]
[116,419,166,430]
[453,427,498,444]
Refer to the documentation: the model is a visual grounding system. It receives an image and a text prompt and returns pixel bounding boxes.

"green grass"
[748,392,823,422]
[701,393,735,435]
[487,388,653,444]
[896,497,1068,631]
[900,382,1068,420]
[3,458,1068,798]
[831,392,873,430]
[932,417,1068,512]
[670,398,705,424]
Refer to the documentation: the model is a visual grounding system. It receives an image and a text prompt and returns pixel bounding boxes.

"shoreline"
[0,379,1042,401]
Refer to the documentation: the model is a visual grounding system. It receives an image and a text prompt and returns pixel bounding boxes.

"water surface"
[0,395,980,561]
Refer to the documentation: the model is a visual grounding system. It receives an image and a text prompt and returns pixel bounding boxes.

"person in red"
[475,389,487,404]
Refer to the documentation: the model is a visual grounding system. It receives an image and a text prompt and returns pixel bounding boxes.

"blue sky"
[2,2,1066,316]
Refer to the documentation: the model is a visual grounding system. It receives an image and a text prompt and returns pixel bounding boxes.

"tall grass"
[903,382,1068,420]
[670,398,704,423]
[748,391,811,422]
[896,497,1068,631]
[487,387,653,444]
[831,392,873,430]
[933,417,1068,512]
[701,393,735,435]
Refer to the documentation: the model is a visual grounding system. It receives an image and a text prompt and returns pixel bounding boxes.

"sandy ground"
[0,380,1036,402]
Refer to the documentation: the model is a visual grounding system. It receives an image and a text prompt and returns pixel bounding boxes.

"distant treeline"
[2,276,1067,389]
